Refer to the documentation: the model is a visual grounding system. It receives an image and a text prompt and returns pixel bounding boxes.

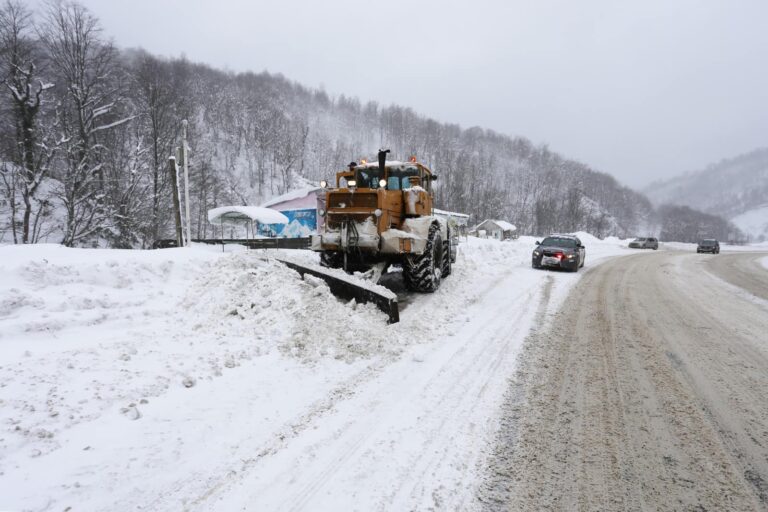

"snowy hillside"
[2,236,637,511]
[643,148,768,240]
[0,2,653,249]
[731,205,768,242]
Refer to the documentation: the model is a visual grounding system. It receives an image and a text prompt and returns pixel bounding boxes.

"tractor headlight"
[318,208,326,216]
[320,180,327,188]
[374,209,382,217]
[379,179,387,188]
[347,180,356,188]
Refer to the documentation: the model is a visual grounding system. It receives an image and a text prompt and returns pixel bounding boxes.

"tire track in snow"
[278,272,538,511]
[157,357,393,511]
[386,277,554,511]
[194,269,546,511]
[481,252,768,511]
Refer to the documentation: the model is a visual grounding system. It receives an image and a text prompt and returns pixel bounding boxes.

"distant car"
[629,237,658,250]
[532,234,586,272]
[697,239,720,254]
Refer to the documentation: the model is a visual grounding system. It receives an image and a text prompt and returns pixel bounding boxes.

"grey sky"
[41,0,768,189]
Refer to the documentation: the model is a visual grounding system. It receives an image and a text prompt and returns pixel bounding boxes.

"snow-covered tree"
[0,0,56,243]
[38,0,132,246]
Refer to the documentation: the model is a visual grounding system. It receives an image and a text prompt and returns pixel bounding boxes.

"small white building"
[472,219,518,240]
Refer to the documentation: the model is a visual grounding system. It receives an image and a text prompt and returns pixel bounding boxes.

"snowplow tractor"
[312,150,452,293]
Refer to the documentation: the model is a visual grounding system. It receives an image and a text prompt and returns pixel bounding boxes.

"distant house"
[260,187,325,237]
[471,219,518,240]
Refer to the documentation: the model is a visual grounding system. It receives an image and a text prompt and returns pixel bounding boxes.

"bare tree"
[0,0,56,243]
[38,0,132,246]
[129,52,188,243]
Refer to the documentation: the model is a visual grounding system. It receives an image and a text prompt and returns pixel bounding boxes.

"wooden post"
[168,157,184,247]
[180,120,192,246]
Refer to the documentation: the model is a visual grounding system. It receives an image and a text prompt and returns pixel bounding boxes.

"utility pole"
[168,156,184,247]
[180,120,192,245]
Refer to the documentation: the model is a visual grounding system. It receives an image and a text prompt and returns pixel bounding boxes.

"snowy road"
[482,251,768,511]
[705,251,768,301]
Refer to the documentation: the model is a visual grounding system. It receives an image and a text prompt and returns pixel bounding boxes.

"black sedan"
[697,239,720,254]
[532,235,586,272]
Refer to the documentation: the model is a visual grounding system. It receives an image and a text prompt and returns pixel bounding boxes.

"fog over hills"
[644,148,768,240]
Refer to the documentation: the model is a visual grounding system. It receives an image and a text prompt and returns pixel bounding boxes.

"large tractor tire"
[320,251,343,269]
[441,238,452,277]
[403,223,443,292]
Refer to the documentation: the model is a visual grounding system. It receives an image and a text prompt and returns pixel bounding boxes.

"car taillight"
[555,253,563,259]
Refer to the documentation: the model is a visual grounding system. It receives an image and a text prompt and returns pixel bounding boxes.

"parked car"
[532,234,585,272]
[629,237,658,250]
[697,239,720,254]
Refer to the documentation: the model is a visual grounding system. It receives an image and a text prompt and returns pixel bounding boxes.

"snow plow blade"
[277,259,399,324]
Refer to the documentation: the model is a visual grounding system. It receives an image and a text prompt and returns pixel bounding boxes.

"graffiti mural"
[260,208,317,237]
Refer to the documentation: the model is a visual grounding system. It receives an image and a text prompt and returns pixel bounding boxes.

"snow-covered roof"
[433,208,470,219]
[260,187,323,208]
[475,219,517,232]
[494,220,517,231]
[208,206,288,225]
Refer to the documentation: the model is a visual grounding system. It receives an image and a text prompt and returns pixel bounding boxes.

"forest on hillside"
[3,0,733,248]
[644,148,768,217]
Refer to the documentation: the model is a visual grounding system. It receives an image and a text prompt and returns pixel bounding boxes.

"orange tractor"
[311,150,455,292]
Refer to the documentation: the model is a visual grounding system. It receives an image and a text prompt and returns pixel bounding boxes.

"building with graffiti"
[260,187,325,237]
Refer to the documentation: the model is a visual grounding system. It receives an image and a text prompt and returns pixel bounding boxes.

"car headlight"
[533,251,540,256]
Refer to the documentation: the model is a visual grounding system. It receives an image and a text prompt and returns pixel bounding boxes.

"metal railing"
[153,238,311,250]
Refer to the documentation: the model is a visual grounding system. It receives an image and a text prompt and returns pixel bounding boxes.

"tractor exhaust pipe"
[378,149,390,176]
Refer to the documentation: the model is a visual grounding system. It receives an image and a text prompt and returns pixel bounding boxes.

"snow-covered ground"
[731,204,768,242]
[0,235,656,510]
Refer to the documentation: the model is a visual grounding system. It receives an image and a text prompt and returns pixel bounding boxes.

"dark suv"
[629,237,658,250]
[532,234,586,272]
[697,239,720,254]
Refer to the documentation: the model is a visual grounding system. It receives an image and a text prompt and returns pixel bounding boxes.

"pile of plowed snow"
[180,252,393,361]
[0,244,391,465]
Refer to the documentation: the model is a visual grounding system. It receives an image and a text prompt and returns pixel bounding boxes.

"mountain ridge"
[643,147,768,240]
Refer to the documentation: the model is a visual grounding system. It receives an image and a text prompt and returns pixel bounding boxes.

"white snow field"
[2,236,634,511]
[731,204,768,242]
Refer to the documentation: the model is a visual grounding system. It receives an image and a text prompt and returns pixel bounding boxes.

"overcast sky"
[40,0,768,189]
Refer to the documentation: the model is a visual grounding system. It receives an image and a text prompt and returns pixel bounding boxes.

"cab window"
[355,168,380,188]
[386,166,420,190]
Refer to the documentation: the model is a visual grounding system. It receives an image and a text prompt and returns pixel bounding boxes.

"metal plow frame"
[277,259,399,324]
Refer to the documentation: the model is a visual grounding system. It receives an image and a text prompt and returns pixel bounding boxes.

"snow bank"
[0,245,392,475]
[179,252,394,361]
